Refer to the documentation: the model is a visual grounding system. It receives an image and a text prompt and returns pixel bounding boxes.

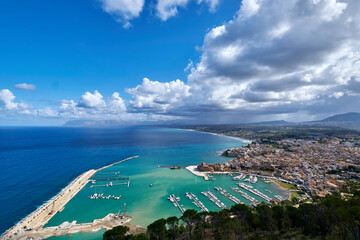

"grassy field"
[290,191,303,199]
[273,180,297,190]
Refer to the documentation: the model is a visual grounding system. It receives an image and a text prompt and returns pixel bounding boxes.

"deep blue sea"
[0,126,245,235]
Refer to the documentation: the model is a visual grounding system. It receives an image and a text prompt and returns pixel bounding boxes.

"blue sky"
[1,0,239,107]
[0,0,359,125]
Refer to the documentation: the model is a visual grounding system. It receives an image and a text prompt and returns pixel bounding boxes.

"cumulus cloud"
[108,92,126,112]
[57,90,129,119]
[0,89,32,118]
[126,78,191,113]
[0,89,18,110]
[98,0,145,28]
[78,90,106,108]
[3,0,360,124]
[156,0,220,21]
[184,0,360,120]
[14,83,36,91]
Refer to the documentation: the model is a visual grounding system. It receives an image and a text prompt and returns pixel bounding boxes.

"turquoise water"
[43,129,288,240]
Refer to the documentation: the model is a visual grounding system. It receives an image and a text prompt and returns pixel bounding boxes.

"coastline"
[1,156,139,240]
[173,128,252,143]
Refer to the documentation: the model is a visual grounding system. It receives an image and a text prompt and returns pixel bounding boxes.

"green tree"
[147,218,166,240]
[180,209,198,239]
[130,233,148,240]
[166,216,179,240]
[103,226,130,240]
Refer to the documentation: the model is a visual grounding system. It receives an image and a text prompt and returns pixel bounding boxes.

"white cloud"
[98,0,145,28]
[156,0,220,21]
[238,0,261,19]
[197,0,219,12]
[0,89,18,110]
[108,92,126,112]
[184,0,360,120]
[78,90,106,108]
[14,83,36,91]
[126,78,191,113]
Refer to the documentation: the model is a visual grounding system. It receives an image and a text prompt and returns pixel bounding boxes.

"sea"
[0,126,288,239]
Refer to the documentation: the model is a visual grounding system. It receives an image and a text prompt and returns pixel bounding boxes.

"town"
[198,135,360,197]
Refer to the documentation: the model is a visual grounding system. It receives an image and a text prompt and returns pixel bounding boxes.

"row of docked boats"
[230,187,258,204]
[237,183,272,202]
[168,194,185,213]
[214,187,243,204]
[87,193,121,200]
[201,191,226,209]
[186,192,209,212]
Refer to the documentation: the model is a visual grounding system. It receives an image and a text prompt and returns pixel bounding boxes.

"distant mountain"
[245,120,289,125]
[320,112,360,124]
[64,120,126,127]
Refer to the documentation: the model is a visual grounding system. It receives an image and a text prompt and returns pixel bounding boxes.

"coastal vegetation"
[181,124,360,141]
[272,180,297,191]
[103,183,360,240]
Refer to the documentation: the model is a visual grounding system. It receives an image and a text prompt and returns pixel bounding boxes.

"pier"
[185,192,208,212]
[90,181,130,188]
[201,191,226,209]
[231,187,257,203]
[168,194,185,214]
[1,155,139,240]
[237,183,272,202]
[89,177,129,181]
[214,187,243,204]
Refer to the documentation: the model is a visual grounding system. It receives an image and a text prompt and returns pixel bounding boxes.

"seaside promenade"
[1,156,139,240]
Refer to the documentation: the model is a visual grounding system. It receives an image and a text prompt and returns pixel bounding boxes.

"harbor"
[1,156,139,240]
[3,154,289,240]
[10,214,144,240]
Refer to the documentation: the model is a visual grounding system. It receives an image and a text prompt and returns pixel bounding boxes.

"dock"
[185,192,208,212]
[89,177,129,181]
[237,183,272,202]
[1,155,139,240]
[231,187,257,203]
[214,187,243,204]
[201,191,226,209]
[168,194,185,214]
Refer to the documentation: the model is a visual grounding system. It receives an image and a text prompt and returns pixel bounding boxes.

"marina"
[87,193,122,200]
[90,181,131,188]
[237,183,272,202]
[1,156,139,240]
[185,192,209,212]
[201,191,226,209]
[214,187,243,204]
[230,187,258,204]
